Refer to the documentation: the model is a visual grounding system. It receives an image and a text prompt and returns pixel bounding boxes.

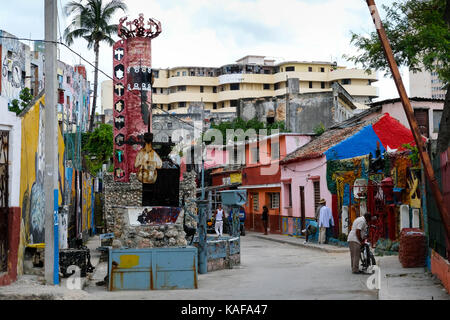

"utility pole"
[44,0,59,285]
[366,0,450,250]
[201,98,205,200]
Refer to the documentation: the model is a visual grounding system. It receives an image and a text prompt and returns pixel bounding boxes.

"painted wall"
[18,95,65,248]
[280,156,331,219]
[0,30,31,103]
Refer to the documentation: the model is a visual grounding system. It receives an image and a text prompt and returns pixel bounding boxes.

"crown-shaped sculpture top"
[118,14,162,39]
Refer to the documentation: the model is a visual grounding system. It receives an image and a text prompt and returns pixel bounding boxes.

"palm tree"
[64,0,127,132]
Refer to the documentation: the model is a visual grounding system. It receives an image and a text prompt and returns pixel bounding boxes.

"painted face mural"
[29,103,46,243]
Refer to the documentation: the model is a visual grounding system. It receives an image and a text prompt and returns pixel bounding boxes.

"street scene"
[0,0,449,305]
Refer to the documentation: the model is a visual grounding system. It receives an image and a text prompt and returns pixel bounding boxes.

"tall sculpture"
[112,14,162,182]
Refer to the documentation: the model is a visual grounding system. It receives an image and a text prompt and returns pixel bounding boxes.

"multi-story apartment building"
[409,64,446,100]
[149,55,378,112]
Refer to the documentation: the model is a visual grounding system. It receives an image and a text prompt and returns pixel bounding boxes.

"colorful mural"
[17,95,65,274]
[0,30,28,103]
[324,115,424,244]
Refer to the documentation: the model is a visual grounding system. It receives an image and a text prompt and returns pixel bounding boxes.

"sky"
[0,0,410,108]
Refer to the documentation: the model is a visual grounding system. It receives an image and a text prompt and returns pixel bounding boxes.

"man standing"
[215,204,224,237]
[262,206,269,235]
[318,199,334,244]
[347,213,371,274]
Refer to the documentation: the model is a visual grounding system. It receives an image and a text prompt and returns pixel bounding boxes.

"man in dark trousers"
[347,213,371,274]
[262,205,269,235]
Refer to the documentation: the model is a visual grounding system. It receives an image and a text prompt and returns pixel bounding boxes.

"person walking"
[347,213,371,274]
[262,205,269,235]
[317,199,334,244]
[215,204,224,237]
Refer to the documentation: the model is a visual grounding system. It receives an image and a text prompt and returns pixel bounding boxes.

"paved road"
[84,233,377,300]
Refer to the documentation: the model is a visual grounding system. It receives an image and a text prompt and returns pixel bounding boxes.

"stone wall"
[103,172,142,233]
[110,206,187,248]
[179,170,198,229]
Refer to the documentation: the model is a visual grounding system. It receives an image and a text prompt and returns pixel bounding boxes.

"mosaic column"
[112,14,162,182]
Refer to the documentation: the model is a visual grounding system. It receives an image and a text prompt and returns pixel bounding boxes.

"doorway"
[0,131,9,273]
[300,186,305,232]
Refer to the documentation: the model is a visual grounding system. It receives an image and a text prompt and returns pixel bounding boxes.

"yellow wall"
[17,95,65,274]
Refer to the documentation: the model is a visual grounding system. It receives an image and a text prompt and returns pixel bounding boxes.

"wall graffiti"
[0,31,28,103]
[19,95,65,247]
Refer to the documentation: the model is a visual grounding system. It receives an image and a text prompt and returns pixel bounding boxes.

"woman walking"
[215,204,224,237]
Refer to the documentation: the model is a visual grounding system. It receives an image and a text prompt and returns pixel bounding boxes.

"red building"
[240,133,311,234]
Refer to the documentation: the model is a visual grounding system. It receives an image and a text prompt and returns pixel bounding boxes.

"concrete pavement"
[0,233,448,300]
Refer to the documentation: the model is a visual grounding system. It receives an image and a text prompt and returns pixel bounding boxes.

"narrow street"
[83,233,377,300]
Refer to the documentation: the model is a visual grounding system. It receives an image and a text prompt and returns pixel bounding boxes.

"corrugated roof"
[281,114,384,164]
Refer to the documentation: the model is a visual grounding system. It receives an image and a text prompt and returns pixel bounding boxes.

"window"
[271,142,279,160]
[152,87,157,94]
[313,181,321,211]
[433,110,443,133]
[274,83,279,90]
[176,71,180,76]
[252,193,259,212]
[178,102,186,108]
[269,193,280,209]
[213,103,217,110]
[285,66,295,72]
[153,70,159,78]
[287,184,292,207]
[230,100,238,107]
[167,122,172,129]
[168,104,172,111]
[263,84,271,90]
[251,147,259,164]
[320,67,325,73]
[220,86,225,92]
[342,79,351,85]
[67,76,71,84]
[182,71,187,76]
[308,67,313,72]
[200,86,204,93]
[230,83,240,91]
[213,86,217,93]
[177,86,186,91]
[160,88,164,94]
[321,82,325,89]
[309,81,313,89]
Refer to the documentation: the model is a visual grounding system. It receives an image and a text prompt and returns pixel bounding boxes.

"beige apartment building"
[409,65,446,100]
[101,55,378,115]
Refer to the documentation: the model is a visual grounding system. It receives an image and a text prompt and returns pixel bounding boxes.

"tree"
[64,0,127,132]
[8,87,33,115]
[82,123,113,175]
[345,0,450,154]
[205,117,289,145]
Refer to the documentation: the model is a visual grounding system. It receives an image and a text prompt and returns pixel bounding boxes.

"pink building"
[279,121,372,236]
[368,97,444,140]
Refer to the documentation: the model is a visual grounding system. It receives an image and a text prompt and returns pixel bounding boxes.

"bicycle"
[360,241,377,273]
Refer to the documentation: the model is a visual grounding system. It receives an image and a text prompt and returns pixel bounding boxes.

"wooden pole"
[365,0,450,247]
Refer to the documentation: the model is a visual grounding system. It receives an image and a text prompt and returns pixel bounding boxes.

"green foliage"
[82,123,113,175]
[345,0,449,85]
[402,143,420,166]
[204,117,289,145]
[8,87,33,115]
[313,122,325,135]
[345,0,450,154]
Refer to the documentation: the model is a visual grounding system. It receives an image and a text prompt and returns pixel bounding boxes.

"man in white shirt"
[347,213,371,274]
[318,199,334,244]
[215,205,224,237]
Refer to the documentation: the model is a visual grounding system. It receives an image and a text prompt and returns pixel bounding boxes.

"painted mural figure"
[134,132,162,184]
[29,104,46,244]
